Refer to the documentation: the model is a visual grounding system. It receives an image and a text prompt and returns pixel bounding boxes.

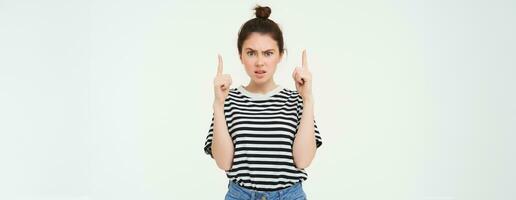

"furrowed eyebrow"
[244,48,275,52]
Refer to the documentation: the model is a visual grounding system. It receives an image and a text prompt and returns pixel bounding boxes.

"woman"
[204,5,322,200]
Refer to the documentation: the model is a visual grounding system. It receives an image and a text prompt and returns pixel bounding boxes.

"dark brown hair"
[237,5,285,56]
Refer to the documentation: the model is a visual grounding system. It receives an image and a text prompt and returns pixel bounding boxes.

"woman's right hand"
[213,54,232,106]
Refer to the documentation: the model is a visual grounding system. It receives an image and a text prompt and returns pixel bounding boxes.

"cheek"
[242,56,253,65]
[242,59,255,73]
[265,57,280,69]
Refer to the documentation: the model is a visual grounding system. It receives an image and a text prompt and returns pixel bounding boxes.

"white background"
[0,0,515,199]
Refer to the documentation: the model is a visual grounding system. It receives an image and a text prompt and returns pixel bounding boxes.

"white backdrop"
[1,0,515,199]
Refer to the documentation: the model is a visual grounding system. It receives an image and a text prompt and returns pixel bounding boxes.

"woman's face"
[240,32,283,85]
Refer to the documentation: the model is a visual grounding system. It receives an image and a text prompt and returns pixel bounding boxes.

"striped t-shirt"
[203,85,322,191]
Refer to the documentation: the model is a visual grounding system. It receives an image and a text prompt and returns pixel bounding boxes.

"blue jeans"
[225,181,307,200]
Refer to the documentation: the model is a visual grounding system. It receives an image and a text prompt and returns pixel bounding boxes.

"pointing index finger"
[217,54,223,75]
[302,49,308,69]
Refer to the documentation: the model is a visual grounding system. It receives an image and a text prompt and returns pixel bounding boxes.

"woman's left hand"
[292,49,313,101]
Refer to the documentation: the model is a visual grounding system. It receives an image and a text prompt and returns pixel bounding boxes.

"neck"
[244,80,278,94]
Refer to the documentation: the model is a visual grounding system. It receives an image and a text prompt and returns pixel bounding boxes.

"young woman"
[204,5,322,200]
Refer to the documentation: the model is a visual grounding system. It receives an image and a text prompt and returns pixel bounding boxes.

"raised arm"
[292,50,317,169]
[211,54,234,171]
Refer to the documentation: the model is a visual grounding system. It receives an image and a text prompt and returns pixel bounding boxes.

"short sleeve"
[314,120,323,148]
[296,97,323,148]
[203,114,215,158]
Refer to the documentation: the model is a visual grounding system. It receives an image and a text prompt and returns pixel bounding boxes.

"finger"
[221,81,228,90]
[293,68,300,82]
[217,54,223,75]
[295,69,304,84]
[220,76,231,89]
[302,49,308,69]
[292,68,298,80]
[294,67,303,84]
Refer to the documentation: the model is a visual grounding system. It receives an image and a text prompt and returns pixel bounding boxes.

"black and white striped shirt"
[203,85,322,191]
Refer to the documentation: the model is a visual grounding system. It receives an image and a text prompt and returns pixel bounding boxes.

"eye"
[246,51,255,56]
[264,51,273,57]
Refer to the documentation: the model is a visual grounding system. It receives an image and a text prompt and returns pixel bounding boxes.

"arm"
[292,96,317,169]
[210,101,234,171]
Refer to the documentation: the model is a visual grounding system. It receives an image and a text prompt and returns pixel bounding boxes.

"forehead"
[242,32,279,51]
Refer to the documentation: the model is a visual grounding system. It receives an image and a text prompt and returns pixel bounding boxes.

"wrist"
[302,94,314,104]
[303,100,314,108]
[213,100,225,110]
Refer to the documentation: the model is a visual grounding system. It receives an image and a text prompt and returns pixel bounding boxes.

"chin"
[252,77,270,84]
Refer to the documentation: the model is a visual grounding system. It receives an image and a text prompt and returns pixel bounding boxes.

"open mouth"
[254,70,266,74]
[254,70,266,78]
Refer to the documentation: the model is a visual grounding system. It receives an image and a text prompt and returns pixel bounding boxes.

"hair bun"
[254,5,271,19]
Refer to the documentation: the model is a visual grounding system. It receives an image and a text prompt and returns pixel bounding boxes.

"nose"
[256,54,265,67]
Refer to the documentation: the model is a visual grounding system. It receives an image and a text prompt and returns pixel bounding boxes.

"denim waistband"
[227,180,303,198]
